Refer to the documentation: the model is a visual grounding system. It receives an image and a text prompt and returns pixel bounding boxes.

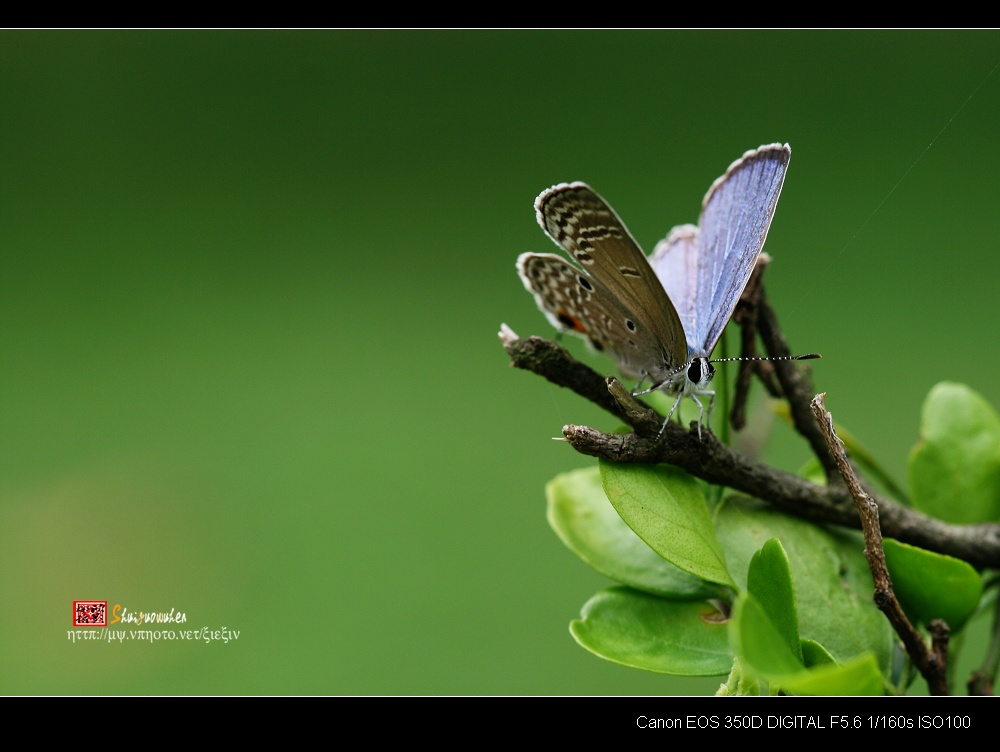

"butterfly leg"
[657,390,687,438]
[689,390,716,440]
[631,374,650,395]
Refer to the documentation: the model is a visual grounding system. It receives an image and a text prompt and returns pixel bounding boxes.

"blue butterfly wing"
[649,143,791,359]
[695,143,791,356]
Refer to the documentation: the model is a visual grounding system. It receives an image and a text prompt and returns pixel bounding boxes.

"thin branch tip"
[498,322,518,345]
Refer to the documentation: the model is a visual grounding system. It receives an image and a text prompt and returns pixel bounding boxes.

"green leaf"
[545,467,722,599]
[715,497,893,674]
[882,538,983,632]
[730,592,804,677]
[570,587,733,676]
[731,594,884,695]
[600,460,736,588]
[908,382,1000,524]
[800,639,836,668]
[775,653,885,696]
[747,539,802,664]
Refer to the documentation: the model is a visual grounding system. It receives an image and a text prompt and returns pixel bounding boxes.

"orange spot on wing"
[557,309,587,333]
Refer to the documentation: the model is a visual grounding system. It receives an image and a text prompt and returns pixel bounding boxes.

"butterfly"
[517,143,817,438]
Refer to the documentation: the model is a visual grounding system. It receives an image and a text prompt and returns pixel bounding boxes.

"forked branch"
[499,289,1000,570]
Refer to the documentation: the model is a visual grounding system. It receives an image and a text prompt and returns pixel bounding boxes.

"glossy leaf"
[600,460,735,588]
[571,587,733,676]
[546,467,721,599]
[731,594,884,696]
[774,653,884,696]
[800,639,836,668]
[883,538,983,632]
[730,592,805,677]
[747,539,802,664]
[715,496,893,673]
[908,382,1000,524]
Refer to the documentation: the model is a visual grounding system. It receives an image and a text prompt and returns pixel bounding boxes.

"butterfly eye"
[687,361,701,382]
[687,359,716,388]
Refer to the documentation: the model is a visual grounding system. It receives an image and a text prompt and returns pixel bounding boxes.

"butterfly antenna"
[710,353,822,365]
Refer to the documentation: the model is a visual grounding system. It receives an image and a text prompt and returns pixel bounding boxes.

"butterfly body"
[517,144,795,438]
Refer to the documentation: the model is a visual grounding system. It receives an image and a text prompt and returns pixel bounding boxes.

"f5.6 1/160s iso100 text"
[637,715,972,730]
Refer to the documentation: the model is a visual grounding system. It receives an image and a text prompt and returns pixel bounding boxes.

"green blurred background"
[2,30,998,695]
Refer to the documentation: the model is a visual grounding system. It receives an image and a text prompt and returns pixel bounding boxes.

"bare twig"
[754,289,839,483]
[498,323,634,421]
[811,393,949,695]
